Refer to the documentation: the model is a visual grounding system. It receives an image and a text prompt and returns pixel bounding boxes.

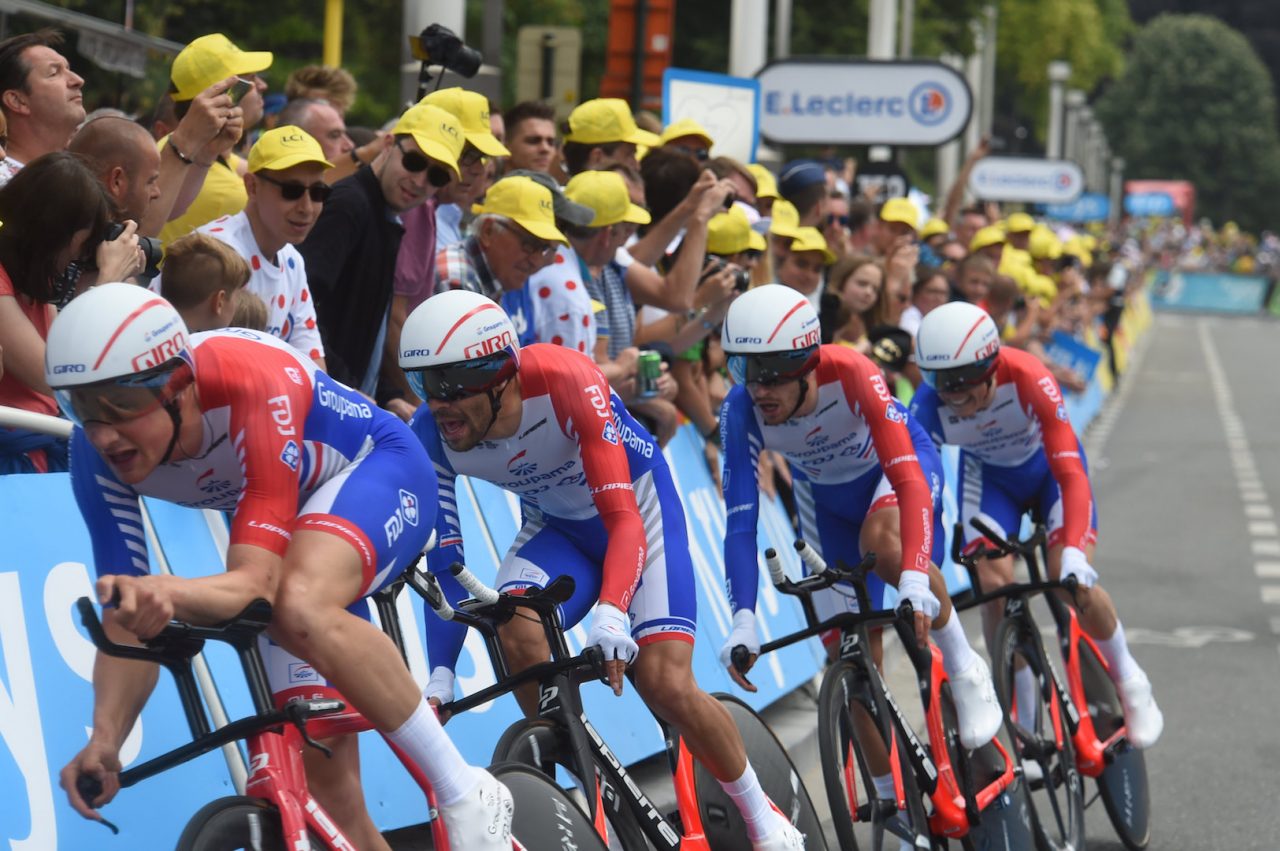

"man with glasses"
[194,125,331,366]
[298,102,463,401]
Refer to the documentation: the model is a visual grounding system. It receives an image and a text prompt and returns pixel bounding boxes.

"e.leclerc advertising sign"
[968,156,1084,204]
[755,58,972,146]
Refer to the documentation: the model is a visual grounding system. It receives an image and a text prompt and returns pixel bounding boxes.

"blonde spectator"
[230,287,268,331]
[825,255,883,348]
[159,231,250,331]
[284,64,357,115]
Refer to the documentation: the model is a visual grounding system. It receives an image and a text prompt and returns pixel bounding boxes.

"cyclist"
[401,289,806,850]
[51,284,514,849]
[717,285,1003,756]
[909,301,1162,748]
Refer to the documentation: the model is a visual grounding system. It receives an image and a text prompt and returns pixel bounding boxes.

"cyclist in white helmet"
[717,285,1003,758]
[910,301,1162,748]
[51,283,514,849]
[401,289,807,850]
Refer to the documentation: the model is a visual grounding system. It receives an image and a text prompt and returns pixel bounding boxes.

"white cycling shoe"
[439,769,514,850]
[1116,670,1164,749]
[949,656,1004,750]
[752,803,806,850]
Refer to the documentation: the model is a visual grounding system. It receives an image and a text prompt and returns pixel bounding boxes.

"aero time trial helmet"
[399,290,520,401]
[44,283,195,427]
[915,301,1000,393]
[720,284,821,386]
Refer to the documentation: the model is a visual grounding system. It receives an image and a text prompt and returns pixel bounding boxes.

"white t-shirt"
[199,211,325,361]
[899,304,923,339]
[526,244,597,355]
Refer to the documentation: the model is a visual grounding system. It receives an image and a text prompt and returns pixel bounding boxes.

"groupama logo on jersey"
[804,426,828,447]
[507,449,537,476]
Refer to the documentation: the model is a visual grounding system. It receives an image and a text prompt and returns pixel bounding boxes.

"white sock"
[385,699,479,806]
[719,764,777,841]
[1014,664,1038,729]
[932,613,979,678]
[872,772,896,800]
[1094,621,1140,684]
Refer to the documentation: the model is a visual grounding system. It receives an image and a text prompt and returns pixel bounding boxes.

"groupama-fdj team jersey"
[71,328,436,598]
[411,343,697,675]
[909,345,1095,552]
[721,344,939,614]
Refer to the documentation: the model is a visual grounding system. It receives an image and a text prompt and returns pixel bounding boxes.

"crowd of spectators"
[0,25,1258,483]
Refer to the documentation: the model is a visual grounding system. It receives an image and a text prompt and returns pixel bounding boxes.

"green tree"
[1096,13,1280,231]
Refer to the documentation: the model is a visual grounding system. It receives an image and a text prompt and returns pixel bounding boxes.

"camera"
[705,257,750,292]
[411,24,482,79]
[103,222,162,280]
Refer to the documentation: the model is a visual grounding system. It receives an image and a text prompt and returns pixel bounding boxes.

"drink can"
[637,350,662,398]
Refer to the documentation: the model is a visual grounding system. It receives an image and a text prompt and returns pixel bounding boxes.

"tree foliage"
[1095,13,1280,231]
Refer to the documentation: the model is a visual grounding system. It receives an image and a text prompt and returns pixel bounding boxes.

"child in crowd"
[158,232,251,332]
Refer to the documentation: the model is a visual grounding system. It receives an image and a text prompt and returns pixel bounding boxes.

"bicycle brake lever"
[76,775,120,835]
[285,704,334,759]
[730,645,755,688]
[581,644,608,684]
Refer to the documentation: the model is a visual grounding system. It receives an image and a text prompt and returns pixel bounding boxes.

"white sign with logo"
[755,59,971,146]
[663,68,760,164]
[968,156,1084,204]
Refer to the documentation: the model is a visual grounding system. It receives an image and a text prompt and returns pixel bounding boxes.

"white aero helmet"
[720,284,821,385]
[45,282,195,427]
[399,289,520,401]
[915,300,1001,392]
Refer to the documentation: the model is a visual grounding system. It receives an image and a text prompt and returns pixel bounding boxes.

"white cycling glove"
[897,570,940,619]
[587,604,638,665]
[424,666,456,705]
[718,609,761,670]
[1060,547,1098,588]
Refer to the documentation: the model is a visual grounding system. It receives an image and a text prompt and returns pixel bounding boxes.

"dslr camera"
[103,222,162,280]
[411,24,482,78]
[705,257,751,293]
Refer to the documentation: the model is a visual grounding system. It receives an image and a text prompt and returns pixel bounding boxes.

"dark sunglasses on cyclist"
[409,353,518,402]
[58,360,194,427]
[255,173,333,203]
[921,356,997,394]
[395,139,453,188]
[727,348,819,386]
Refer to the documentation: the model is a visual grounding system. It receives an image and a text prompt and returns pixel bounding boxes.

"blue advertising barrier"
[1123,192,1175,218]
[1149,269,1271,314]
[1043,192,1110,222]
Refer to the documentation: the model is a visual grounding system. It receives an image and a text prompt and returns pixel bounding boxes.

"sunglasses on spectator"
[395,139,453,188]
[826,214,851,227]
[669,144,709,161]
[499,221,558,260]
[255,173,333,203]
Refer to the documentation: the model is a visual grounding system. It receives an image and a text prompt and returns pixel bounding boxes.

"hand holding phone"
[227,77,253,106]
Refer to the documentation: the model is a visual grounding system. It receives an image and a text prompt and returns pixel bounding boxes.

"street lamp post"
[1046,61,1071,159]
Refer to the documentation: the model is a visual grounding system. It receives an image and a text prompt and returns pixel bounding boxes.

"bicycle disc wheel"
[991,618,1086,851]
[694,693,828,850]
[490,761,609,850]
[1078,638,1150,850]
[492,717,646,850]
[175,796,325,851]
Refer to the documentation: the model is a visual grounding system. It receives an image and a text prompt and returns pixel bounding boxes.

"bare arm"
[942,136,990,227]
[0,295,53,396]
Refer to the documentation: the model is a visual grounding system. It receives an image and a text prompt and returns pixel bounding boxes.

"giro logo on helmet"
[463,330,515,359]
[791,329,820,349]
[130,331,188,371]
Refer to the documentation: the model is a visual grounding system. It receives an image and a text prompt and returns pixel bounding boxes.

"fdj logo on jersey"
[385,488,420,546]
[908,82,951,126]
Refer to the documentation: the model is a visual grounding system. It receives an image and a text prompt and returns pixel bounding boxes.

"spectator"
[0,152,142,472]
[160,33,272,245]
[953,205,989,254]
[299,102,463,407]
[230,286,268,330]
[561,98,658,175]
[501,100,558,175]
[898,265,952,339]
[1004,212,1035,252]
[705,155,757,209]
[420,87,510,250]
[775,226,835,311]
[659,117,713,161]
[872,197,919,257]
[969,225,1005,266]
[822,189,854,260]
[69,116,162,231]
[955,253,996,305]
[0,29,84,187]
[777,159,827,227]
[277,97,354,169]
[284,64,357,115]
[158,231,250,331]
[197,125,333,366]
[746,163,778,217]
[823,255,883,347]
[846,197,875,254]
[766,197,803,267]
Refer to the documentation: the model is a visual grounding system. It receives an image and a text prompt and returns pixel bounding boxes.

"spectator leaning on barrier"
[159,34,272,246]
[69,116,162,233]
[0,28,84,187]
[501,100,558,176]
[158,231,250,331]
[561,97,659,176]
[299,102,463,408]
[196,125,332,367]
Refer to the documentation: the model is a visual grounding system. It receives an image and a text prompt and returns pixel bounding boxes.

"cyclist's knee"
[498,607,551,672]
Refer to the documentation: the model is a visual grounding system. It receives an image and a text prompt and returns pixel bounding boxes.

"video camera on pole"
[410,23,482,99]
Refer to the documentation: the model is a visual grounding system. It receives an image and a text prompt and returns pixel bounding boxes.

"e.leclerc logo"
[907,82,951,126]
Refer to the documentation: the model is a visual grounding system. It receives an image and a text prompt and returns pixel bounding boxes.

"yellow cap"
[707,206,767,255]
[789,227,836,264]
[565,98,660,147]
[1031,273,1059,300]
[420,87,510,158]
[769,199,803,239]
[248,125,334,173]
[1080,234,1098,252]
[171,34,272,102]
[879,197,920,229]
[1062,236,1093,268]
[1005,212,1035,233]
[472,176,568,245]
[1028,225,1062,260]
[747,164,779,200]
[659,117,714,149]
[920,217,949,240]
[391,103,466,179]
[969,225,1006,253]
[563,171,651,228]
